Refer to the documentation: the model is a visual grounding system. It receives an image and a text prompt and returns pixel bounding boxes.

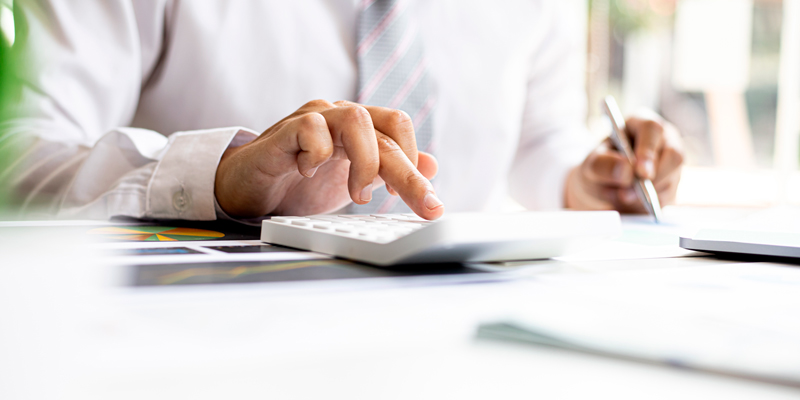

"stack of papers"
[478,263,800,386]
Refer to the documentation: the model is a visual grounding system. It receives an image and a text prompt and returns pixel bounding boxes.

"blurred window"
[587,0,799,207]
[0,0,12,47]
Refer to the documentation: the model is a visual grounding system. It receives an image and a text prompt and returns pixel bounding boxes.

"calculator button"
[402,220,429,225]
[339,214,370,219]
[291,220,315,227]
[357,231,377,240]
[271,216,309,224]
[400,214,427,221]
[310,216,339,221]
[374,234,397,242]
[384,222,417,228]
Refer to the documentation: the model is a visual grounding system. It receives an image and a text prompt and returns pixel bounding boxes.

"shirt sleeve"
[4,0,257,220]
[508,2,595,210]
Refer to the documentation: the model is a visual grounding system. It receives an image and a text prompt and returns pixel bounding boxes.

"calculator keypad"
[268,214,431,243]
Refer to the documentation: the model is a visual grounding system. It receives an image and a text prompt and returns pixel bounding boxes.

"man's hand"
[565,115,684,213]
[214,100,444,220]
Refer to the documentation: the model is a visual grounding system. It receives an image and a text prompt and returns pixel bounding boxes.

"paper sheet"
[554,213,701,261]
[479,263,800,386]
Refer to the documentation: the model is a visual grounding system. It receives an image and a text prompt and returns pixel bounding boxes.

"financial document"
[478,263,800,386]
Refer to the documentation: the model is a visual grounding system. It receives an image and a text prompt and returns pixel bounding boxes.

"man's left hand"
[565,115,684,213]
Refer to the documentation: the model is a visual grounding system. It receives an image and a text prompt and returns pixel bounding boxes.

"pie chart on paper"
[87,226,226,242]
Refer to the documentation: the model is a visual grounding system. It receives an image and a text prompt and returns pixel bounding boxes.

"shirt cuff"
[146,127,257,220]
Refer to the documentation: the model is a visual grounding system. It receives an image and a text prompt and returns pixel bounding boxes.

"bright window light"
[0,5,14,47]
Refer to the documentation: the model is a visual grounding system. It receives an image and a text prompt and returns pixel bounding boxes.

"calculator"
[261,211,621,266]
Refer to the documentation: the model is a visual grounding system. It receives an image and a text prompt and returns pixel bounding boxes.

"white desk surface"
[1,210,799,400]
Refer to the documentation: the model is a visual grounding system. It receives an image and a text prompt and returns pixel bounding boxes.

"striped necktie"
[347,0,436,215]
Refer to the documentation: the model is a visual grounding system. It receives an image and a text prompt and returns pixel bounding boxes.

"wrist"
[214,146,244,216]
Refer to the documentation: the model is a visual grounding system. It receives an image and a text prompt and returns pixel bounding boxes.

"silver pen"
[602,96,663,223]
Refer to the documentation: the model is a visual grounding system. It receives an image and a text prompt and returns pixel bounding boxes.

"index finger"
[626,117,664,180]
[335,100,418,166]
[375,132,444,220]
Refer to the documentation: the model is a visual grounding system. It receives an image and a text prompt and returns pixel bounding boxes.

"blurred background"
[0,0,798,213]
[0,0,16,210]
[583,0,800,207]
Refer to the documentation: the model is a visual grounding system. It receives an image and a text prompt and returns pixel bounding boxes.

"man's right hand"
[214,100,444,220]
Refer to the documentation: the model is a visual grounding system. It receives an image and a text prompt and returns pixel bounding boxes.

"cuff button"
[172,191,192,212]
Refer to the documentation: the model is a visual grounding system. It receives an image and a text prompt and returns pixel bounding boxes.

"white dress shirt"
[5,0,592,220]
